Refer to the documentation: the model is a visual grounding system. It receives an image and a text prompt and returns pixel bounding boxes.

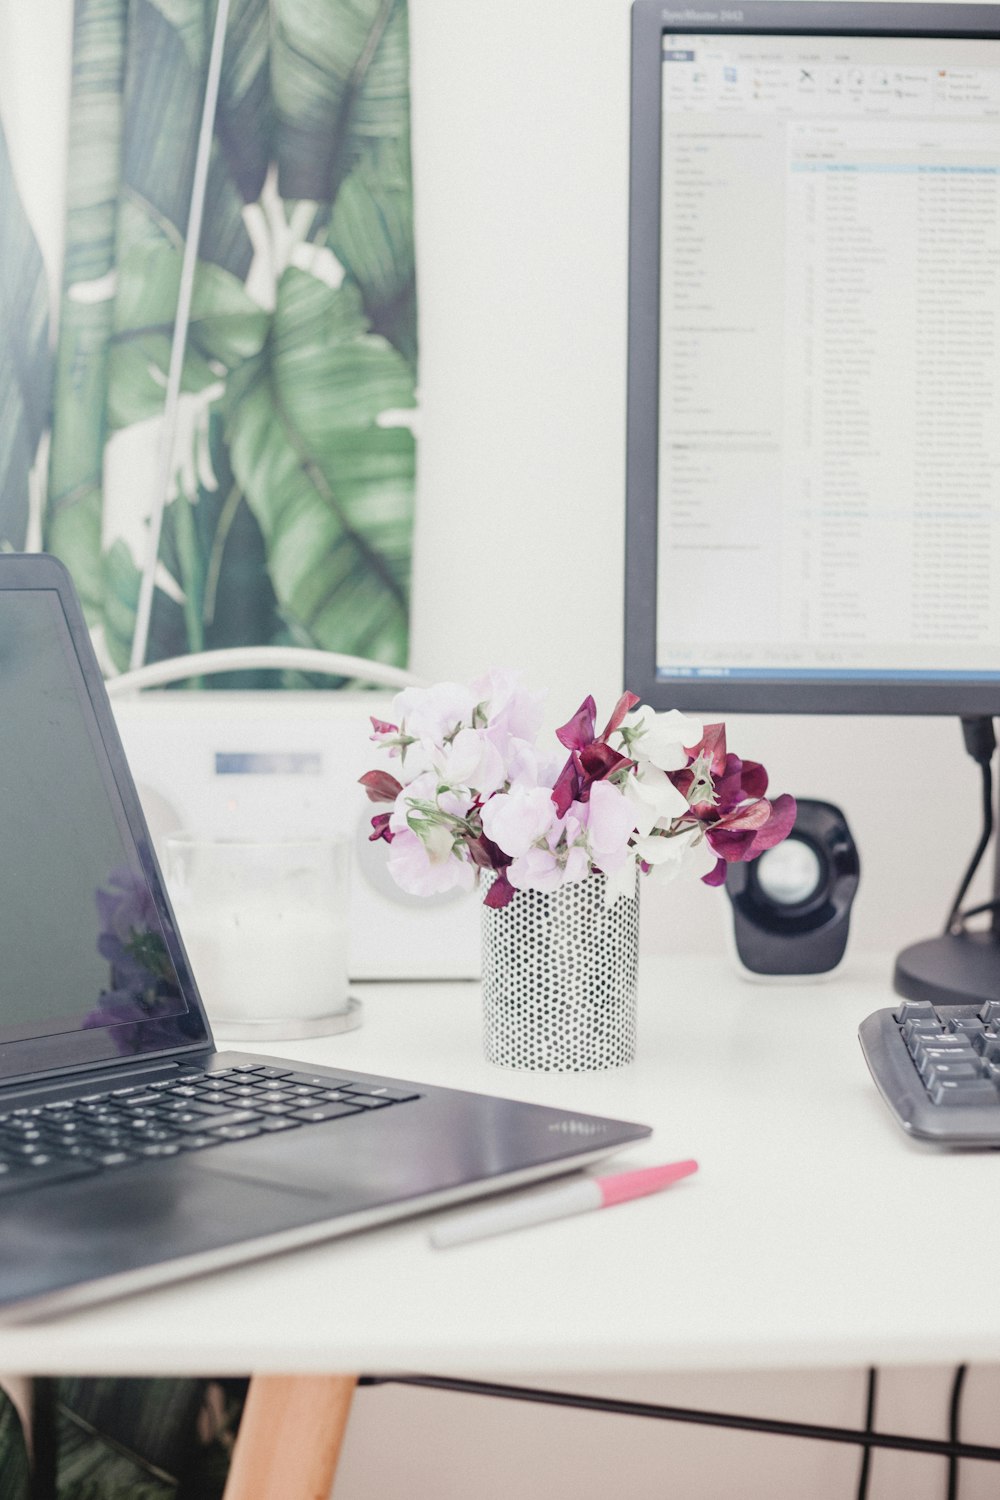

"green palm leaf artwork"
[0,119,52,553]
[41,0,417,682]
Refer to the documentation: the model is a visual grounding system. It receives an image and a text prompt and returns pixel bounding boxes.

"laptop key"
[291,1102,365,1123]
[174,1111,261,1133]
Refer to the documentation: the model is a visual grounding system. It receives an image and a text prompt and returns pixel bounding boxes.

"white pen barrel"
[430,1178,604,1248]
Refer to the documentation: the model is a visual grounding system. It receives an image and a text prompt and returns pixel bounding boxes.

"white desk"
[0,953,994,1380]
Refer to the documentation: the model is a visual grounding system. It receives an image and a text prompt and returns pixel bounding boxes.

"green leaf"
[271,0,404,202]
[0,120,52,549]
[45,0,126,616]
[273,0,417,363]
[103,240,268,429]
[121,0,255,279]
[226,265,414,666]
[328,146,416,366]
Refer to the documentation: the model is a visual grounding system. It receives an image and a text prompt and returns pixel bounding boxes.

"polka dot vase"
[480,872,639,1071]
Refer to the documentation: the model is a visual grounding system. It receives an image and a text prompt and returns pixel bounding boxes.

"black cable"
[946,718,996,935]
[947,1365,968,1500]
[357,1373,1000,1462]
[856,1367,878,1500]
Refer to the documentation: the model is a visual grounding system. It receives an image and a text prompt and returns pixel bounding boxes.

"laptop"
[0,553,651,1321]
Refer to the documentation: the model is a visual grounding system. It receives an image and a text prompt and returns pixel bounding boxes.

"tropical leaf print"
[0,119,52,552]
[43,0,417,677]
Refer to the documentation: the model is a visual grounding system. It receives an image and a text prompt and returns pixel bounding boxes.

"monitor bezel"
[624,0,1000,715]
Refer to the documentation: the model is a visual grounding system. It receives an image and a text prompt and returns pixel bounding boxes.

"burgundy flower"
[359,769,404,804]
[600,691,639,739]
[368,811,393,844]
[484,870,517,908]
[556,696,597,751]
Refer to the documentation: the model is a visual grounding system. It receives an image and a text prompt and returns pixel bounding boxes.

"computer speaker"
[724,798,860,980]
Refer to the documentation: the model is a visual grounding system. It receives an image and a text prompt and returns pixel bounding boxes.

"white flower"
[622,763,689,837]
[624,706,703,772]
[636,826,717,883]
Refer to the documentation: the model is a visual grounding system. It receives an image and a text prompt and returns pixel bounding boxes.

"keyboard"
[859,999,1000,1145]
[0,1063,421,1195]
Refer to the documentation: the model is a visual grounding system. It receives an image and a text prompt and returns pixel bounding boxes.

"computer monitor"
[625,0,1000,719]
[623,1,1000,1004]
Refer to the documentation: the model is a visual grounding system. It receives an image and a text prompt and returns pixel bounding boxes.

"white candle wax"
[176,903,350,1023]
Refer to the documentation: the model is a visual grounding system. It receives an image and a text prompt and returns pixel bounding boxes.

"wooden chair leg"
[221,1373,358,1500]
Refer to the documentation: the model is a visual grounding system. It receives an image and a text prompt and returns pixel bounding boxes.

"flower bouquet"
[360,669,796,909]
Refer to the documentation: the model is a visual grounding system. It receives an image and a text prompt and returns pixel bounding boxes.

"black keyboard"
[0,1064,421,1195]
[859,999,1000,1144]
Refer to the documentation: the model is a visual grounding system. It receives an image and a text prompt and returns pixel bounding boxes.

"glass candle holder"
[162,833,359,1040]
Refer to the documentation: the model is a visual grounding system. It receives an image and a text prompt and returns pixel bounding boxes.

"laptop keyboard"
[0,1064,421,1195]
[859,1000,1000,1144]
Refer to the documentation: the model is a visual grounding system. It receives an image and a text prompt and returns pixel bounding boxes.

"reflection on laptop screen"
[0,591,189,1046]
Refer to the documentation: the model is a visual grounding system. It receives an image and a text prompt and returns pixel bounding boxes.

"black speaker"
[724,799,860,979]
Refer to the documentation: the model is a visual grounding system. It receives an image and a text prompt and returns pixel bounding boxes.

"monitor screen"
[625,1,1000,714]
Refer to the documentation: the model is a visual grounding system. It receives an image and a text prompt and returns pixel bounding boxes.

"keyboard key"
[948,1017,985,1036]
[174,1111,262,1132]
[213,1124,264,1141]
[918,1059,982,1084]
[291,1103,365,1123]
[928,1078,999,1106]
[894,1000,938,1023]
[258,1117,302,1132]
[978,1001,1000,1025]
[281,1072,353,1090]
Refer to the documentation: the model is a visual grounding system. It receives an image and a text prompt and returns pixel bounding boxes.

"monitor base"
[893,932,1000,1008]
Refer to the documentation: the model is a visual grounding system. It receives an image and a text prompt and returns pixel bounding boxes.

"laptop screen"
[0,578,209,1082]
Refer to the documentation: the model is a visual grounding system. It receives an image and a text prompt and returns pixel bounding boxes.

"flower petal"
[556,696,597,751]
[358,769,404,805]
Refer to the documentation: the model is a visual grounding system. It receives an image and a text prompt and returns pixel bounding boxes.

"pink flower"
[392,681,476,744]
[471,667,546,742]
[386,829,476,897]
[584,780,639,874]
[481,784,560,858]
[435,727,506,798]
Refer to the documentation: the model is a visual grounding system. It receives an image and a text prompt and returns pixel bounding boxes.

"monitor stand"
[894,930,1000,1009]
[895,726,1000,1009]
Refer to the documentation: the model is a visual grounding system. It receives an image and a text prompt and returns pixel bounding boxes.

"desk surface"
[0,955,994,1378]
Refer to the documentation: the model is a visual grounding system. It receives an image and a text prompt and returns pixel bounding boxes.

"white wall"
[407,0,994,969]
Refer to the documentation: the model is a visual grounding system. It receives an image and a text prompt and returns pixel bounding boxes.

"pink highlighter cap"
[596,1158,699,1208]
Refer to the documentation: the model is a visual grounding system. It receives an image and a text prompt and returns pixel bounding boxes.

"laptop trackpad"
[0,1161,332,1309]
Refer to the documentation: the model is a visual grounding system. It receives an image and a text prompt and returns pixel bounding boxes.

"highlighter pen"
[429,1159,698,1249]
